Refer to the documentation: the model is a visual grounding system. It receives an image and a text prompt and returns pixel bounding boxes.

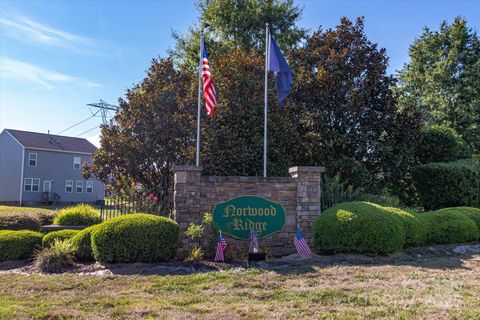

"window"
[24,178,40,192]
[65,180,73,193]
[28,153,37,166]
[86,181,93,193]
[76,181,83,193]
[73,157,81,170]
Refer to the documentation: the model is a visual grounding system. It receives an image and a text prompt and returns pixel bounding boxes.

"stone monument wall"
[173,165,325,258]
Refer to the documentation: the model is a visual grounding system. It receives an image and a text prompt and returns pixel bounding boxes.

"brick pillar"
[172,165,203,258]
[289,166,326,244]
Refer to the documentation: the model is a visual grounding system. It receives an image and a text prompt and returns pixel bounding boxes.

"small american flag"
[214,230,227,262]
[249,229,260,253]
[201,40,217,117]
[294,228,312,257]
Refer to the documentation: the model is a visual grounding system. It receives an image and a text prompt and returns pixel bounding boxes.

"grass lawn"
[1,254,480,319]
[0,205,57,213]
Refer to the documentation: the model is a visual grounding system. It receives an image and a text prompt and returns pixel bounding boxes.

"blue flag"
[268,35,293,104]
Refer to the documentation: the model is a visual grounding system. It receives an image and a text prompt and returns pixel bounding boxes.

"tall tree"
[170,0,307,69]
[83,58,196,214]
[200,48,301,176]
[397,17,480,152]
[290,17,421,191]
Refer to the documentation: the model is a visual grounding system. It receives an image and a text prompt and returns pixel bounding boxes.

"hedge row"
[0,230,43,261]
[312,202,480,255]
[412,159,480,210]
[0,209,57,231]
[0,213,180,262]
[0,204,101,232]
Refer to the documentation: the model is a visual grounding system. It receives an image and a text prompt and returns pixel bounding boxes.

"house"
[0,129,105,205]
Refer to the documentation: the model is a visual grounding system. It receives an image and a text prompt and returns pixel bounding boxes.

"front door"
[43,180,52,193]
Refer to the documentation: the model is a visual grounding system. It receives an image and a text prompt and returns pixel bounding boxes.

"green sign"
[212,196,286,240]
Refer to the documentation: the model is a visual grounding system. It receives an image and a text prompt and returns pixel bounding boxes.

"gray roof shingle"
[6,129,97,154]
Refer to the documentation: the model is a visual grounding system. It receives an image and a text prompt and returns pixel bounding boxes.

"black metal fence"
[320,176,349,212]
[100,191,163,220]
[100,178,350,219]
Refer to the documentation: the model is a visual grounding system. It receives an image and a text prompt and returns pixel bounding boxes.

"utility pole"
[87,99,118,125]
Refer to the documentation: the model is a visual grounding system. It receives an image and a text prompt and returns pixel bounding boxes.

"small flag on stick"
[294,228,312,257]
[249,229,260,253]
[214,230,227,262]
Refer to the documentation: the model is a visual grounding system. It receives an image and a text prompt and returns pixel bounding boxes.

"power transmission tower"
[87,99,118,125]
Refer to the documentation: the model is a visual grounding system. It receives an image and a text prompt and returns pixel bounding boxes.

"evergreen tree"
[397,17,480,152]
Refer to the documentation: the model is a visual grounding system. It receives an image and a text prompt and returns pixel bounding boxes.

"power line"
[76,126,99,137]
[56,111,99,135]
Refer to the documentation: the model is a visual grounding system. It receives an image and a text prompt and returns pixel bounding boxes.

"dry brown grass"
[1,251,480,319]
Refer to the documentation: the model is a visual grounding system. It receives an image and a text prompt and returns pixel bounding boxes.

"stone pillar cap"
[288,166,326,174]
[172,165,203,172]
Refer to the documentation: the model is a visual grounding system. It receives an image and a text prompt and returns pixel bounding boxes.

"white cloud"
[0,57,101,89]
[0,12,97,55]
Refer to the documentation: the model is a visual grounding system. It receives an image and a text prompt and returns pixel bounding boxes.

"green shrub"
[418,209,479,244]
[186,246,204,262]
[0,214,40,231]
[412,159,480,210]
[0,207,57,230]
[312,202,405,255]
[417,125,471,164]
[91,213,179,263]
[382,206,427,247]
[53,204,101,226]
[427,207,480,231]
[71,226,95,261]
[36,211,58,225]
[33,239,77,273]
[0,230,43,261]
[455,207,480,230]
[42,229,79,247]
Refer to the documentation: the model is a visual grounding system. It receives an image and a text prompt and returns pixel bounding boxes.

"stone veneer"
[173,165,325,258]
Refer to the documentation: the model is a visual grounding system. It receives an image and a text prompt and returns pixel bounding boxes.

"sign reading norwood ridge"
[213,196,286,240]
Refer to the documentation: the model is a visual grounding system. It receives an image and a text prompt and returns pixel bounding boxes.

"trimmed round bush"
[426,207,480,232]
[0,230,43,261]
[417,125,471,164]
[312,202,405,255]
[71,226,96,261]
[382,206,427,247]
[42,229,79,247]
[53,204,101,226]
[455,207,480,230]
[418,209,479,244]
[91,213,179,263]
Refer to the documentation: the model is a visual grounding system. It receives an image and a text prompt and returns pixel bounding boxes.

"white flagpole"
[196,32,204,167]
[264,24,270,177]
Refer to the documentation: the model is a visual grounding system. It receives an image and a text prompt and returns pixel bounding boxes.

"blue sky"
[1,0,479,146]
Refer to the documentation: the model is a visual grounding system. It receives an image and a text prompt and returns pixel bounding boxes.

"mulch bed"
[1,242,479,276]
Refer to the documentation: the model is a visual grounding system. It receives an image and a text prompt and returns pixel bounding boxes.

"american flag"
[214,230,227,262]
[294,228,312,257]
[249,229,260,253]
[201,40,217,117]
